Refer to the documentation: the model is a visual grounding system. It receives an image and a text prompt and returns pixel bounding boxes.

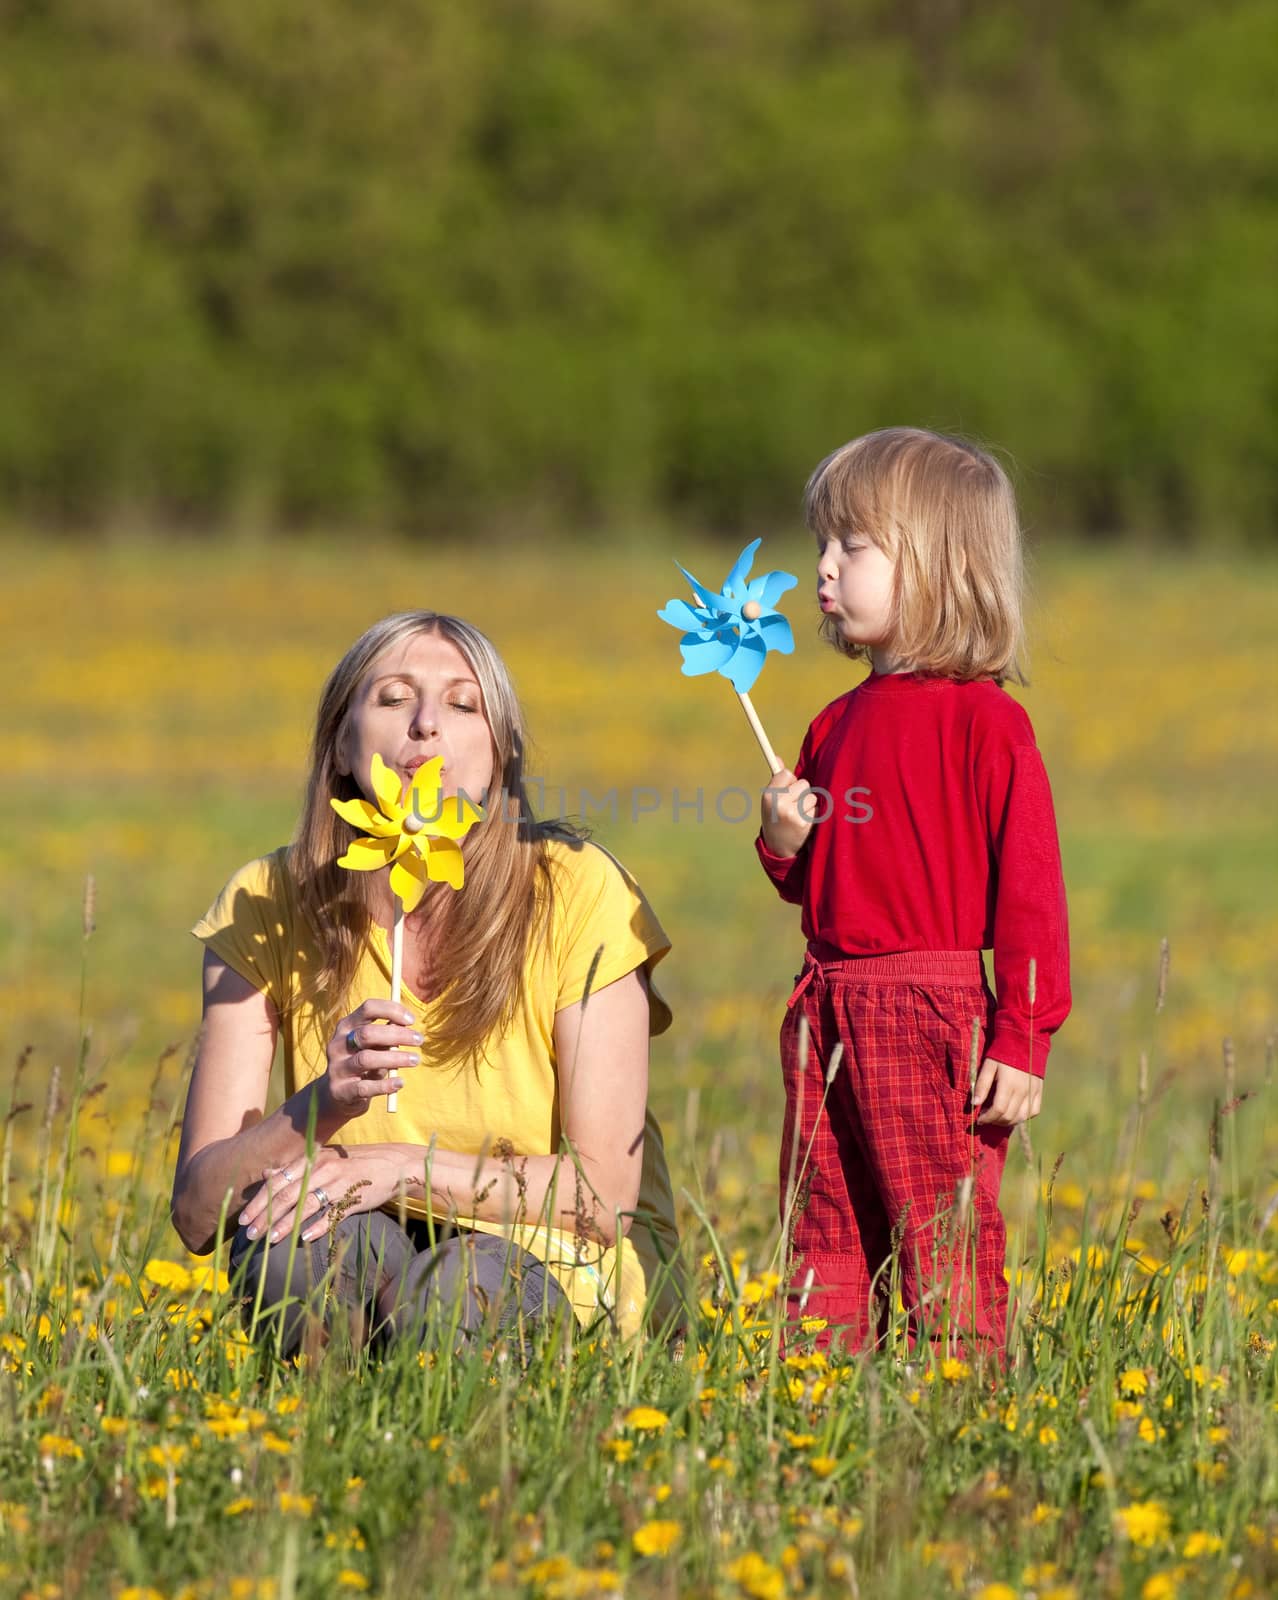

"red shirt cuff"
[986,1023,1051,1079]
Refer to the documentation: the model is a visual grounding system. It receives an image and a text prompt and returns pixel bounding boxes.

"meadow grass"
[0,536,1276,1597]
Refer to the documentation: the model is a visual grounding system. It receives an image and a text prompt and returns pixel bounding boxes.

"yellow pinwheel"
[330,753,482,912]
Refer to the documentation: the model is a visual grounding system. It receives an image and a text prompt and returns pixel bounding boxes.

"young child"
[757,427,1070,1360]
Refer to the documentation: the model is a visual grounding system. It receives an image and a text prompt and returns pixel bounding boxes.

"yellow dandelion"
[38,1434,83,1461]
[1039,1425,1059,1445]
[100,1417,129,1436]
[784,1431,816,1449]
[336,1575,369,1592]
[1119,1367,1150,1397]
[143,1259,193,1294]
[977,1585,1018,1600]
[277,1492,315,1516]
[726,1552,785,1600]
[1182,1531,1223,1559]
[632,1519,681,1557]
[940,1358,971,1382]
[623,1406,669,1432]
[224,1497,255,1516]
[1116,1501,1172,1548]
[606,1439,634,1462]
[707,1456,736,1476]
[1141,1575,1178,1600]
[809,1456,837,1478]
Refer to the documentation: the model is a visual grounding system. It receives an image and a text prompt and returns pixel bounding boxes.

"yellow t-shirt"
[191,837,682,1337]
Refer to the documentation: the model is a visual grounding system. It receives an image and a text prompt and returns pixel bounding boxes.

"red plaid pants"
[780,948,1011,1357]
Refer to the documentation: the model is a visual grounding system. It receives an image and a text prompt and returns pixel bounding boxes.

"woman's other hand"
[238,1146,419,1244]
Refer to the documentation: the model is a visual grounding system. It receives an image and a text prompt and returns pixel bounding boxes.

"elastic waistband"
[802,944,986,987]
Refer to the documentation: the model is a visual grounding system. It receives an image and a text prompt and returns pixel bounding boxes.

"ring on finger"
[346,1028,361,1053]
[280,1168,294,1185]
[311,1187,330,1214]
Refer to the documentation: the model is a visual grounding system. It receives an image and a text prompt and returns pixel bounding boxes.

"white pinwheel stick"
[331,753,482,1118]
[387,809,429,1112]
[388,893,406,1113]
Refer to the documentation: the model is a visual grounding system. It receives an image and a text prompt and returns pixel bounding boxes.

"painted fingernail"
[246,1226,258,1240]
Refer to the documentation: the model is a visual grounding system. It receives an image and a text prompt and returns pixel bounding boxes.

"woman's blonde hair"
[805,427,1028,684]
[290,612,575,1072]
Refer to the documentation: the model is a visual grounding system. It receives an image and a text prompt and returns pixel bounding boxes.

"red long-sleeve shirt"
[756,670,1070,1076]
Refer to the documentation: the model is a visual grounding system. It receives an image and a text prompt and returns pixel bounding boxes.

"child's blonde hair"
[804,427,1028,685]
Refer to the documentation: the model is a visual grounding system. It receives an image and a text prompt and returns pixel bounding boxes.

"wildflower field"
[1,534,1276,1600]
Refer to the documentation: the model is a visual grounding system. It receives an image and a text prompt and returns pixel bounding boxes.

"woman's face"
[336,630,496,806]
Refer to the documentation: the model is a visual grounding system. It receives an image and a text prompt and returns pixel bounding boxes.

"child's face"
[336,631,495,806]
[816,534,897,649]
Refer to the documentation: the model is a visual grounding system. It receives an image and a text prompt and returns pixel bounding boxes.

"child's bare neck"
[869,647,916,676]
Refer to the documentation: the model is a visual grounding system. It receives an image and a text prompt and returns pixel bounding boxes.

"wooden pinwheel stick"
[735,600,785,776]
[737,691,784,776]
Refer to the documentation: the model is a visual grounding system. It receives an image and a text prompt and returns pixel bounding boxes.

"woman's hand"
[760,767,817,859]
[238,1145,423,1245]
[321,999,422,1118]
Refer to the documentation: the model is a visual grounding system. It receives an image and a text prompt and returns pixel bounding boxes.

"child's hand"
[760,768,817,859]
[971,1057,1042,1125]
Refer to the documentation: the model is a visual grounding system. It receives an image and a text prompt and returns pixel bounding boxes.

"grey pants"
[229,1211,570,1357]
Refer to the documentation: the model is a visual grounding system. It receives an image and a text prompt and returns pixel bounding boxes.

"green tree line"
[1,0,1274,540]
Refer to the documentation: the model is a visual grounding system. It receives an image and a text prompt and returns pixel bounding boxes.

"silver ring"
[311,1187,330,1213]
[280,1168,294,1185]
[346,1028,360,1053]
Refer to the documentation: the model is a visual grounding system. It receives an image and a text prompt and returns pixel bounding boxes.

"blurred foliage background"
[2,0,1276,541]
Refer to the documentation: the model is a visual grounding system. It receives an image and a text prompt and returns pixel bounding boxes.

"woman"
[171,612,681,1352]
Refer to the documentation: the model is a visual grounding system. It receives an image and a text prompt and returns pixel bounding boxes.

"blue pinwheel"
[658,538,797,773]
[658,538,797,693]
